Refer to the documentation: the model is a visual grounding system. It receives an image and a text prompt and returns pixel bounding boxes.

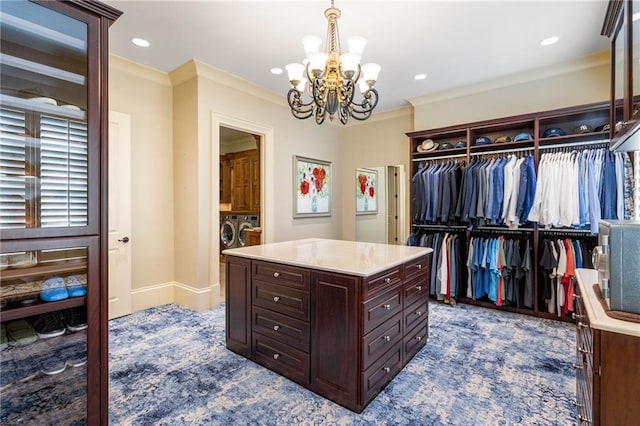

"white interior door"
[108,111,132,319]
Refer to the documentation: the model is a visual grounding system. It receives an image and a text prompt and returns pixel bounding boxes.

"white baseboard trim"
[130,281,221,314]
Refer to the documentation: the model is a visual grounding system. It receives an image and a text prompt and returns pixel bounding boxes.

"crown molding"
[344,105,414,127]
[408,50,609,108]
[168,59,287,108]
[109,54,171,86]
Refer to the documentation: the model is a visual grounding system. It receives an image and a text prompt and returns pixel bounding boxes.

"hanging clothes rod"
[412,153,467,162]
[539,228,596,236]
[469,146,533,157]
[413,224,467,231]
[538,138,610,151]
[472,226,535,234]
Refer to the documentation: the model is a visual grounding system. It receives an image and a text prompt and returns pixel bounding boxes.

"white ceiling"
[105,0,611,113]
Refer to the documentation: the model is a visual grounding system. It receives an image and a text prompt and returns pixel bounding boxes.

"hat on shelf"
[454,141,467,149]
[416,139,439,153]
[542,127,567,138]
[572,124,594,134]
[514,132,533,142]
[474,136,492,146]
[594,123,610,132]
[493,135,512,144]
[437,143,454,150]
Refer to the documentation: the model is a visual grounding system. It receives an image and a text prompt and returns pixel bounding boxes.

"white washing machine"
[237,215,259,247]
[220,214,239,249]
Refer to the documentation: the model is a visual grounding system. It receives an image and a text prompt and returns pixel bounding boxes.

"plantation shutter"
[40,115,88,227]
[0,107,27,229]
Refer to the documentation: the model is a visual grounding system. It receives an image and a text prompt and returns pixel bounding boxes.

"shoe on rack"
[6,319,38,346]
[41,359,67,376]
[65,274,87,298]
[66,355,87,368]
[0,323,8,350]
[40,276,69,302]
[64,307,87,332]
[33,312,66,339]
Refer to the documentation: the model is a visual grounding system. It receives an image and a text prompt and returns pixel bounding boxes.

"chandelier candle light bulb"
[285,0,380,124]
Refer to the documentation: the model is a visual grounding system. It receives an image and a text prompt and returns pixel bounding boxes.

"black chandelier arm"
[314,103,326,125]
[287,88,315,120]
[350,88,379,115]
[311,78,327,109]
[338,103,350,125]
[339,78,356,108]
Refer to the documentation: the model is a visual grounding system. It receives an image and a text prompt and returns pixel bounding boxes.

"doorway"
[218,126,261,301]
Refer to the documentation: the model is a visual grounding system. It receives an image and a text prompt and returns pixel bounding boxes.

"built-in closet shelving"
[407,100,630,323]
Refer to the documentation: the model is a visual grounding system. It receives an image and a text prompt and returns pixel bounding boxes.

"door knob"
[118,237,130,243]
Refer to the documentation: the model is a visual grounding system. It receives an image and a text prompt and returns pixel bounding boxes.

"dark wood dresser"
[574,269,640,425]
[224,238,432,413]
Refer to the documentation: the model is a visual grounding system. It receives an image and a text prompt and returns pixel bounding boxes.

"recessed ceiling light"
[131,37,150,47]
[633,12,640,21]
[270,67,283,75]
[540,36,559,46]
[414,74,427,81]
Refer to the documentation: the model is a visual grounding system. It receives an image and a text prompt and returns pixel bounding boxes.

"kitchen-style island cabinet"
[224,239,432,413]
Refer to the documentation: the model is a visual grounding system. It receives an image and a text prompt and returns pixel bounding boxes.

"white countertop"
[575,268,640,338]
[222,238,432,277]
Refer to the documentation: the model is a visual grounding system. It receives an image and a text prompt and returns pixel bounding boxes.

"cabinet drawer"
[362,341,403,403]
[404,298,428,333]
[363,285,402,335]
[253,306,310,352]
[363,266,402,297]
[404,255,429,280]
[403,275,429,307]
[253,279,309,321]
[253,260,310,291]
[252,332,310,386]
[362,313,402,370]
[403,318,428,362]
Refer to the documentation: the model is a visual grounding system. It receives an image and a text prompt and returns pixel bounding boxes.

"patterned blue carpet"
[109,302,576,425]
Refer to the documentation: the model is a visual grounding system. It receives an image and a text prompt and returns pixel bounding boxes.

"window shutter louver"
[40,115,88,227]
[0,107,27,229]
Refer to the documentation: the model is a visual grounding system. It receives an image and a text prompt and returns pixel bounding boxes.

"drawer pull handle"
[572,399,584,408]
[416,264,422,269]
[573,293,582,299]
[273,272,280,278]
[578,322,588,328]
[384,278,391,284]
[572,313,585,320]
[273,353,280,360]
[273,296,280,302]
[572,363,580,370]
[415,311,422,316]
[578,347,591,355]
[383,304,391,310]
[416,336,422,341]
[382,335,391,342]
[383,367,390,373]
[416,286,422,291]
[273,325,280,331]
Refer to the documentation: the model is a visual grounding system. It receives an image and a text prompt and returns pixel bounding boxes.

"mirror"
[355,165,406,244]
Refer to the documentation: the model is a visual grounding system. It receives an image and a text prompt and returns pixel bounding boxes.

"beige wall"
[108,56,175,291]
[411,51,610,130]
[341,110,414,241]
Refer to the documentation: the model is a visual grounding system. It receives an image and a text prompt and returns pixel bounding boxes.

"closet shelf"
[0,296,86,322]
[0,94,85,121]
[0,11,85,51]
[1,53,85,85]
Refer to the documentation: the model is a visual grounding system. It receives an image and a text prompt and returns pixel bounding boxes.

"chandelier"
[285,0,381,125]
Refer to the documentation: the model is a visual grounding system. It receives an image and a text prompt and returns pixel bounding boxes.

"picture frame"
[293,155,332,218]
[355,168,378,215]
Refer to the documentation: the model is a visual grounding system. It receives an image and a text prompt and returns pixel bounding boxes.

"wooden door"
[250,150,260,212]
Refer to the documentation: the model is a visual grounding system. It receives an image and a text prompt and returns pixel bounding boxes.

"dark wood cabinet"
[602,0,640,151]
[228,149,259,212]
[225,251,431,413]
[574,274,640,425]
[220,154,232,203]
[0,1,120,424]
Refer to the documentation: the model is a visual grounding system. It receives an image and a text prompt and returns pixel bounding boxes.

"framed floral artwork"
[293,155,331,218]
[356,168,378,214]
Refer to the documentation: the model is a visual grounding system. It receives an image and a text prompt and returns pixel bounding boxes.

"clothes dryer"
[237,215,259,247]
[220,215,239,249]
